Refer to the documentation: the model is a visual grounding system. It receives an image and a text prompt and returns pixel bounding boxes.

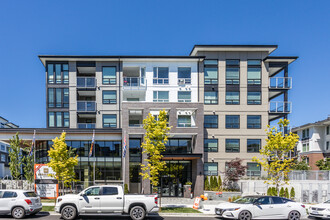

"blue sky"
[0,0,329,128]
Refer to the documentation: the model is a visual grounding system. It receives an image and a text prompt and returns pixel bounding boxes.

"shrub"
[271,187,278,196]
[218,175,222,190]
[279,187,285,197]
[267,187,272,196]
[290,187,295,200]
[124,184,129,194]
[284,188,289,198]
[204,177,210,190]
[213,176,218,190]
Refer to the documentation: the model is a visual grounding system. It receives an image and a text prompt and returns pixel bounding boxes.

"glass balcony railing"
[77,101,96,112]
[77,77,96,88]
[123,77,146,88]
[269,101,292,113]
[77,123,96,129]
[269,77,292,89]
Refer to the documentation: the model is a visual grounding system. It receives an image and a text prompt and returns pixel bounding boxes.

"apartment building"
[292,116,330,170]
[0,45,297,196]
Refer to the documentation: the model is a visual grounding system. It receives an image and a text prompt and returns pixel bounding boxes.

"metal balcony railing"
[269,101,292,113]
[178,78,191,85]
[77,101,96,112]
[177,122,192,128]
[153,78,169,84]
[129,124,143,128]
[123,77,146,88]
[77,77,96,88]
[77,123,96,129]
[269,77,292,89]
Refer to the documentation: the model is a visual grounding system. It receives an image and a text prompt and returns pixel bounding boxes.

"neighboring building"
[292,116,330,170]
[0,45,297,196]
[0,116,18,129]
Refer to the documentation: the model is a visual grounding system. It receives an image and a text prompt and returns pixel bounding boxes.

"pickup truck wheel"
[12,207,25,219]
[130,206,146,220]
[61,205,77,220]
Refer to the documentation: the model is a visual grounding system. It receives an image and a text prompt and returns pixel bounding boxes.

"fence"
[0,180,34,190]
[288,170,330,181]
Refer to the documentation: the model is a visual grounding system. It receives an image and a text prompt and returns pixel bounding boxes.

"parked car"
[215,195,307,220]
[309,200,330,219]
[55,185,159,220]
[0,189,42,219]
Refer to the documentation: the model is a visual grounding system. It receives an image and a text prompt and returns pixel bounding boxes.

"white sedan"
[215,195,307,220]
[309,200,330,219]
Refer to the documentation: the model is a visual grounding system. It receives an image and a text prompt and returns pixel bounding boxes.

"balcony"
[269,77,292,89]
[123,77,146,90]
[77,77,96,88]
[77,101,96,112]
[269,101,292,113]
[77,123,96,129]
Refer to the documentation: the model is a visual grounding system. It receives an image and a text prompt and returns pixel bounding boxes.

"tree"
[290,187,295,200]
[279,187,285,197]
[316,158,330,170]
[253,119,299,191]
[22,154,34,184]
[272,187,278,196]
[224,158,247,190]
[292,157,311,170]
[204,177,210,190]
[218,175,222,190]
[284,188,289,198]
[8,133,23,180]
[140,110,171,190]
[212,176,218,191]
[48,132,79,194]
[267,187,272,196]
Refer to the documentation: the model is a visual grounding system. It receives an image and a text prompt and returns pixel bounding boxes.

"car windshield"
[232,196,259,204]
[24,192,38,197]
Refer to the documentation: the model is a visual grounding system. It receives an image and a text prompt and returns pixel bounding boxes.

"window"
[178,91,191,102]
[226,92,239,105]
[272,197,287,204]
[1,154,5,162]
[153,91,169,102]
[247,115,261,129]
[48,112,69,128]
[2,191,17,198]
[47,63,68,84]
[102,67,116,84]
[204,60,218,84]
[255,197,271,205]
[302,129,309,139]
[302,143,310,152]
[247,92,261,105]
[326,141,329,151]
[247,162,261,176]
[226,115,240,129]
[48,88,69,108]
[102,187,118,195]
[102,91,117,104]
[204,162,218,176]
[85,187,100,196]
[226,60,240,84]
[204,115,218,128]
[327,126,330,135]
[178,115,192,127]
[247,139,261,153]
[226,139,240,152]
[23,192,38,197]
[48,112,55,127]
[103,115,117,128]
[153,67,169,84]
[204,91,218,104]
[204,139,218,152]
[0,145,5,151]
[164,139,192,154]
[247,60,261,85]
[178,67,191,84]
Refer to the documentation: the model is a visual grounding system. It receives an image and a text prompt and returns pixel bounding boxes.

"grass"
[41,199,55,203]
[160,207,201,213]
[41,206,54,212]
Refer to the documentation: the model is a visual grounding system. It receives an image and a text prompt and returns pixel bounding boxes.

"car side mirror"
[253,202,260,206]
[80,193,86,197]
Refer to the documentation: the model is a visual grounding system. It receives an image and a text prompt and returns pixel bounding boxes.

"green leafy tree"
[290,187,295,200]
[140,110,171,189]
[213,176,218,191]
[218,175,222,190]
[267,187,272,196]
[272,187,278,196]
[22,153,34,184]
[8,133,23,180]
[316,158,330,170]
[279,187,285,197]
[292,157,311,170]
[48,132,79,194]
[284,188,289,198]
[253,119,299,191]
[204,177,210,190]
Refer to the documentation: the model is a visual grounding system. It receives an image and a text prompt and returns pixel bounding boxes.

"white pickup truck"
[55,185,159,220]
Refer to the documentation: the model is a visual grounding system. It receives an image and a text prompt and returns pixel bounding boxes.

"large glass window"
[226,91,240,105]
[247,92,261,105]
[178,91,191,102]
[226,115,240,129]
[56,112,62,127]
[247,60,261,85]
[204,162,218,176]
[47,63,69,84]
[103,115,117,128]
[48,88,69,108]
[102,91,117,104]
[48,88,54,107]
[226,139,240,152]
[56,89,62,107]
[247,162,261,176]
[153,91,169,102]
[129,139,142,183]
[164,139,192,154]
[226,60,240,85]
[247,115,261,129]
[247,139,261,153]
[153,67,169,84]
[177,115,192,127]
[204,139,218,152]
[63,112,69,127]
[204,91,218,104]
[178,67,191,84]
[48,112,55,127]
[102,67,116,84]
[48,112,69,128]
[204,115,218,128]
[204,60,218,84]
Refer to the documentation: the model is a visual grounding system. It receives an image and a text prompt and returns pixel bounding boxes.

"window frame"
[247,115,262,129]
[204,162,218,176]
[178,67,191,84]
[48,88,69,108]
[247,139,261,153]
[153,91,169,102]
[204,139,218,152]
[48,111,69,128]
[225,115,240,129]
[247,91,261,105]
[226,91,240,105]
[102,90,117,104]
[103,114,117,128]
[247,162,261,177]
[204,91,218,105]
[225,139,240,153]
[102,66,117,85]
[204,115,218,128]
[226,59,240,85]
[153,67,169,84]
[47,63,69,84]
[178,91,191,102]
[247,60,262,85]
[204,59,218,85]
